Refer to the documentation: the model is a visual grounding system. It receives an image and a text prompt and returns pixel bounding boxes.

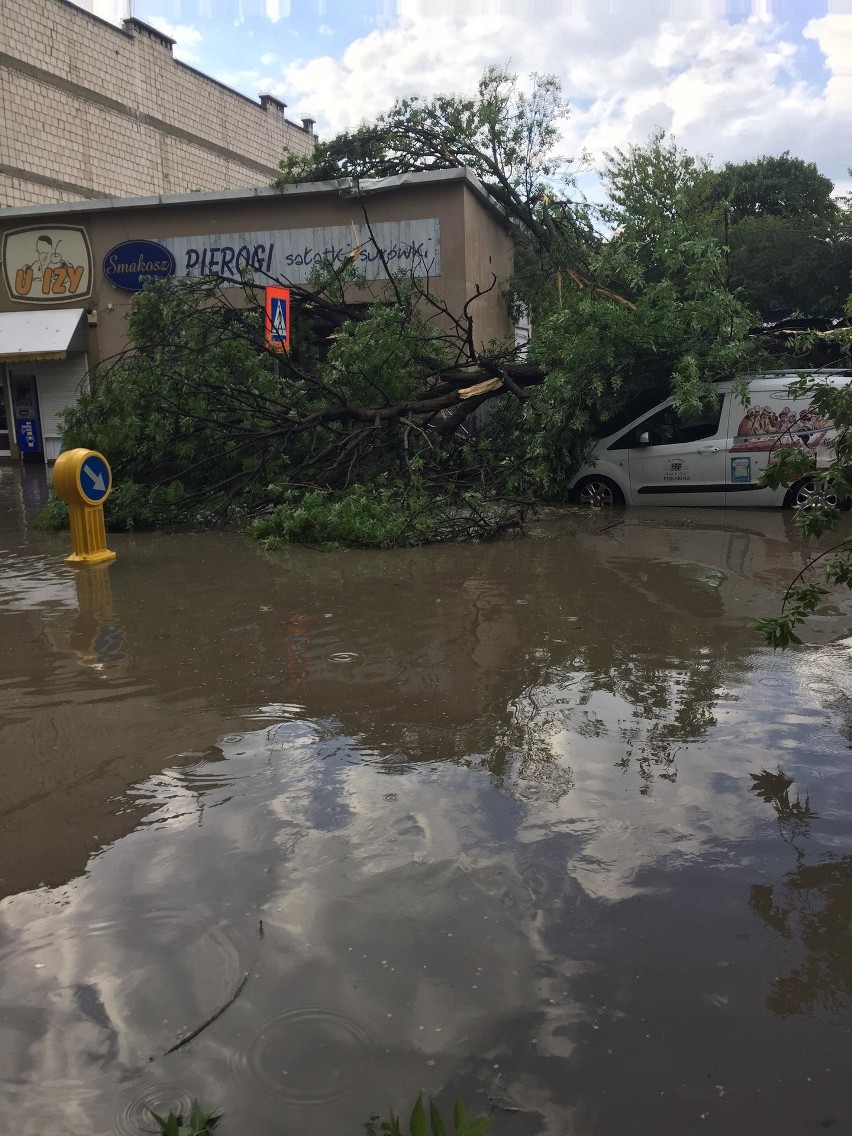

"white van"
[569,370,852,508]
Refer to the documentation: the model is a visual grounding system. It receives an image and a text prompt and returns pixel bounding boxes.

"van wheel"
[572,476,625,507]
[786,477,841,510]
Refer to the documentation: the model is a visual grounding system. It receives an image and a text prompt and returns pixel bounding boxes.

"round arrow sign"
[76,451,112,505]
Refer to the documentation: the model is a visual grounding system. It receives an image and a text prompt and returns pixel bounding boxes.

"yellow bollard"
[53,448,116,564]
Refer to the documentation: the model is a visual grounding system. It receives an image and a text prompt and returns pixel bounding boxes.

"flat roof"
[0,168,512,230]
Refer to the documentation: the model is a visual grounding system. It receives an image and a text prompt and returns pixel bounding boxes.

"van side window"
[608,395,724,449]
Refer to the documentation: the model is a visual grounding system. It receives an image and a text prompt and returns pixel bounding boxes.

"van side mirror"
[637,431,650,445]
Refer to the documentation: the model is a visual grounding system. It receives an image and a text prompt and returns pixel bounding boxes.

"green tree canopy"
[713,152,838,223]
[713,153,851,318]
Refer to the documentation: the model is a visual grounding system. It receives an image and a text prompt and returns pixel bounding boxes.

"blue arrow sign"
[78,453,111,504]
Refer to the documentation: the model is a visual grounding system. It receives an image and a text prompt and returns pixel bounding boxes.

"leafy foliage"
[251,483,519,549]
[45,264,533,542]
[712,153,852,319]
[513,131,766,498]
[149,1100,222,1136]
[58,276,285,529]
[755,369,852,647]
[279,65,574,247]
[713,152,838,223]
[145,1094,494,1136]
[364,1094,494,1136]
[725,213,851,319]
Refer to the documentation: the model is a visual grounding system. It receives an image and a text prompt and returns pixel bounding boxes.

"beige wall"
[0,0,314,207]
[462,190,516,351]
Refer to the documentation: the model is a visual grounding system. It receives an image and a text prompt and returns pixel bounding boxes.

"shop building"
[0,168,516,462]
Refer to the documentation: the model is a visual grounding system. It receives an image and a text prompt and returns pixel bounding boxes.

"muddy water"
[2,466,852,1136]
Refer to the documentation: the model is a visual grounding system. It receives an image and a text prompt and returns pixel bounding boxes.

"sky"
[72,0,852,196]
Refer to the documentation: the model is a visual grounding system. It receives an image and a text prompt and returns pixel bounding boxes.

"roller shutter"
[37,356,89,460]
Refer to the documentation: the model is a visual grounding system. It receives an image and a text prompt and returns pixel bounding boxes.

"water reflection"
[752,856,852,1019]
[0,462,51,534]
[749,766,852,1021]
[2,495,852,1134]
[749,768,817,848]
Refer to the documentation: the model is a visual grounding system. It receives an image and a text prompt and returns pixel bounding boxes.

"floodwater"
[2,465,852,1136]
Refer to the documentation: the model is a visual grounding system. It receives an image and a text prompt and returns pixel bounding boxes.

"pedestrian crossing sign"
[265,286,290,352]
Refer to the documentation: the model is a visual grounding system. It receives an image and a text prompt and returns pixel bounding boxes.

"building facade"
[0,0,315,208]
[0,169,517,463]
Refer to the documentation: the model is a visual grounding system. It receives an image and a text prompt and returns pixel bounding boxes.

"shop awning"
[0,308,88,363]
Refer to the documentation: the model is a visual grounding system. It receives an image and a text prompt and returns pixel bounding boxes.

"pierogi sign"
[157,219,441,285]
[3,226,93,303]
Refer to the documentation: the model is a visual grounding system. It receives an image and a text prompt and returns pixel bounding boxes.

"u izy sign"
[3,226,92,303]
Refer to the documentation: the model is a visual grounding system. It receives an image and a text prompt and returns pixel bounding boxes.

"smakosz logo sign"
[103,240,176,292]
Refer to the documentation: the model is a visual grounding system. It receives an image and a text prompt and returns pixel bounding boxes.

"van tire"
[785,477,844,511]
[572,476,625,508]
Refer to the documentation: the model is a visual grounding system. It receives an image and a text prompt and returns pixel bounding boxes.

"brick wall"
[0,0,315,207]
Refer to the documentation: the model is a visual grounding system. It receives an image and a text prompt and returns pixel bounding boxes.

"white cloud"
[804,12,852,109]
[260,52,277,66]
[277,8,851,194]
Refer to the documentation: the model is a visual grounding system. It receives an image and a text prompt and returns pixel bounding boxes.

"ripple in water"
[231,1006,373,1103]
[113,1076,198,1135]
[0,907,245,1049]
[250,703,307,721]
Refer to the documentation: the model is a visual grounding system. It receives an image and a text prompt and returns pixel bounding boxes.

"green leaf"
[148,1111,182,1136]
[187,1099,223,1133]
[453,1097,467,1132]
[410,1094,427,1136]
[754,616,804,649]
[429,1099,447,1136]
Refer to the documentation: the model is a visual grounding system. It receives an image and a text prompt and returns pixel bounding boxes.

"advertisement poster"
[730,402,836,466]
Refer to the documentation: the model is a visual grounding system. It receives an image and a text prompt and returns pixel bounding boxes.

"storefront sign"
[157,220,441,285]
[2,227,92,304]
[102,240,176,291]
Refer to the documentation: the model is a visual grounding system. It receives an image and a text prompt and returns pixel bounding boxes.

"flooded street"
[3,465,852,1136]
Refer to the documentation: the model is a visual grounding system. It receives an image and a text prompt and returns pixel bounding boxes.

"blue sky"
[75,0,852,193]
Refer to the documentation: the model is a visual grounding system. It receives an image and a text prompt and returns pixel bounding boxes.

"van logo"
[663,457,690,482]
[103,240,176,292]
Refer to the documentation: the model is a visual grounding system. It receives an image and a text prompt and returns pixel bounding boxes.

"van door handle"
[696,446,722,453]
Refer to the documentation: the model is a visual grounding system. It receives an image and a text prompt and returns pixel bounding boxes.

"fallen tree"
[51,258,543,545]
